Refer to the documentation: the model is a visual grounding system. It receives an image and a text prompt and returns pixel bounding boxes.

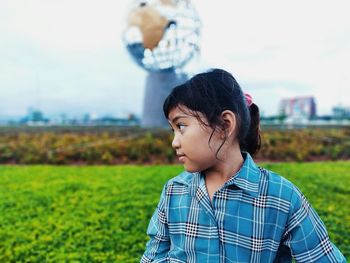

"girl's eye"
[177,124,186,130]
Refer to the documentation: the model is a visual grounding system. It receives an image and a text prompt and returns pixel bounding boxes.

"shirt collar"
[223,152,261,197]
[176,152,261,198]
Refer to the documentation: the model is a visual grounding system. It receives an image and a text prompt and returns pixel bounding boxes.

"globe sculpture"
[123,0,201,127]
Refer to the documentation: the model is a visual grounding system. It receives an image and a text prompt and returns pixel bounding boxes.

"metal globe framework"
[123,0,201,72]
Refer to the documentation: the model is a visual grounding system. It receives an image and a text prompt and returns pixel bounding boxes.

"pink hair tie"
[245,93,253,107]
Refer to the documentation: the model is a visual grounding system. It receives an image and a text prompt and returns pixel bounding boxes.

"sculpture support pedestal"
[141,70,188,127]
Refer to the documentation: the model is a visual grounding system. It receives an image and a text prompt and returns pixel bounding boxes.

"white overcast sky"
[0,0,349,118]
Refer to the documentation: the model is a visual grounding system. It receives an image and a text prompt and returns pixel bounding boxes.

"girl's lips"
[178,155,186,162]
[179,155,185,163]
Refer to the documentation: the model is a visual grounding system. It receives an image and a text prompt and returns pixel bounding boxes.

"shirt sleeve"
[282,187,347,263]
[141,184,170,263]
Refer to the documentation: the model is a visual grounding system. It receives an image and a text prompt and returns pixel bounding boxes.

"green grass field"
[0,162,349,262]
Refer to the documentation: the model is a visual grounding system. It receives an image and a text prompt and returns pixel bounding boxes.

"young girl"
[141,69,346,262]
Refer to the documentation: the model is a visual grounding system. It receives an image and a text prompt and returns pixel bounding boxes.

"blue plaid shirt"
[141,153,346,262]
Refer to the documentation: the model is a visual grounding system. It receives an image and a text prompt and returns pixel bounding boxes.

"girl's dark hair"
[163,68,261,156]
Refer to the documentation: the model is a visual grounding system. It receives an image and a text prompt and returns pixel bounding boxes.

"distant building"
[20,108,49,125]
[332,106,350,120]
[93,116,140,126]
[279,96,317,120]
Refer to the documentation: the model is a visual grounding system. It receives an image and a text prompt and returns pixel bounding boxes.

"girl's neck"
[204,148,244,202]
[204,147,244,184]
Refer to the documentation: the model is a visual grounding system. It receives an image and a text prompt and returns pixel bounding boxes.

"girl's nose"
[171,133,180,149]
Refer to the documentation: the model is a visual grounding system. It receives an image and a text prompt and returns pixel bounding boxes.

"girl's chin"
[183,165,201,174]
[182,159,208,173]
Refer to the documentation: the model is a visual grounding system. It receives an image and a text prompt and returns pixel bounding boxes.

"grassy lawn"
[0,162,349,262]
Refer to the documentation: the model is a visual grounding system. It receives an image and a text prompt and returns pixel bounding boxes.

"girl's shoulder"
[161,170,201,198]
[154,171,194,201]
[166,170,196,187]
[258,166,306,207]
[260,167,296,191]
[167,171,196,185]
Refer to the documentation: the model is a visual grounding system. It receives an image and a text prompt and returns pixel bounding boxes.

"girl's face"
[168,106,224,173]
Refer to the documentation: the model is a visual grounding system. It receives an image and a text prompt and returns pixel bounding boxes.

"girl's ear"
[220,110,237,139]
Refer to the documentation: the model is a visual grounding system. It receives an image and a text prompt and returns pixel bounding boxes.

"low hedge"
[0,127,349,164]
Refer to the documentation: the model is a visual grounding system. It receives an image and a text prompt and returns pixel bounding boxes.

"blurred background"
[0,0,349,262]
[1,0,349,124]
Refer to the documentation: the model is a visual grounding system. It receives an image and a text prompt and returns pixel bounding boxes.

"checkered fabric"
[141,153,346,263]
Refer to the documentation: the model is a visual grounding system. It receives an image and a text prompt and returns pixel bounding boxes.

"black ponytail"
[243,103,261,156]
